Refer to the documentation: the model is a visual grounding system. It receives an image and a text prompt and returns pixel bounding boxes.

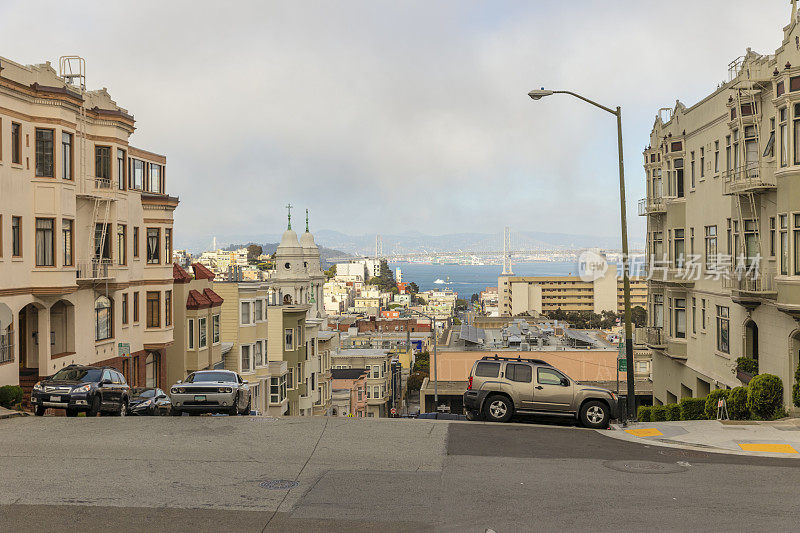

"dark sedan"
[127,388,172,416]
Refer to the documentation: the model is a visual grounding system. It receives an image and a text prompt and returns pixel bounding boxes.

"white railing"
[643,326,665,347]
[76,258,112,280]
[722,265,776,294]
[638,197,666,216]
[95,177,112,189]
[723,163,775,195]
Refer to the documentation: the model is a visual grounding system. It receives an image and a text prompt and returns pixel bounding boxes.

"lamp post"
[527,88,636,422]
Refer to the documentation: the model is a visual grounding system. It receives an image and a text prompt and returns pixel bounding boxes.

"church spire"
[286,203,293,230]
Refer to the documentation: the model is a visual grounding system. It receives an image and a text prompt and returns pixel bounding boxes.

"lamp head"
[528,88,554,100]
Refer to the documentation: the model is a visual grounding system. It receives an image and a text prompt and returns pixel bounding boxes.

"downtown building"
[0,57,176,394]
[641,10,800,408]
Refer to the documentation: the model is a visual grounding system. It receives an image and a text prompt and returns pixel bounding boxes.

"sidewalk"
[0,406,26,420]
[605,418,800,458]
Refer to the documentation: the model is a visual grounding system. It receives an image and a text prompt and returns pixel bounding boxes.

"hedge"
[679,397,706,420]
[704,389,731,420]
[747,373,784,420]
[665,403,681,421]
[637,405,652,422]
[728,387,749,420]
[0,385,23,408]
[736,357,758,375]
[651,405,667,422]
[793,361,800,408]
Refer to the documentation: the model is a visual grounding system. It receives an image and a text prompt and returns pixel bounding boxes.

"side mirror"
[561,378,570,387]
[100,378,111,385]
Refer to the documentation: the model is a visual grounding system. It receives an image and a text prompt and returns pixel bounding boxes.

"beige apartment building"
[642,11,800,408]
[498,264,647,317]
[0,56,176,396]
[331,348,394,417]
[164,263,224,388]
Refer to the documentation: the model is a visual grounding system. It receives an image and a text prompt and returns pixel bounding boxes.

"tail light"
[467,375,473,390]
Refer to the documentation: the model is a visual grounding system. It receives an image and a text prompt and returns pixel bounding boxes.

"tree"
[631,306,647,328]
[470,293,479,303]
[407,282,419,294]
[246,244,263,262]
[455,298,469,311]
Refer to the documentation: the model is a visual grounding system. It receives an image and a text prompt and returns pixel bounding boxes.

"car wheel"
[239,397,251,416]
[482,395,513,423]
[115,398,127,417]
[34,406,46,417]
[170,408,182,417]
[228,394,239,416]
[580,400,610,429]
[88,395,101,417]
[66,408,78,417]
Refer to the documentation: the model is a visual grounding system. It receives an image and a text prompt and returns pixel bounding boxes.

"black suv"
[31,365,130,417]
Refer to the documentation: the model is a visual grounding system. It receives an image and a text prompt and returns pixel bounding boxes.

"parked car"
[128,387,172,416]
[462,355,618,428]
[169,370,250,416]
[31,365,130,417]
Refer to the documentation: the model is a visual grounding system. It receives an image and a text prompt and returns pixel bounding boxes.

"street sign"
[390,407,397,415]
[118,343,131,358]
[618,341,624,358]
[617,358,627,372]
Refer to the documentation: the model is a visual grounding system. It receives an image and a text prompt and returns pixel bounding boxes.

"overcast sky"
[0,1,792,248]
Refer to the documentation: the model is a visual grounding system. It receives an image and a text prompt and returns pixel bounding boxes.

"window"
[146,291,161,328]
[675,158,684,197]
[11,123,21,164]
[62,132,73,180]
[117,149,126,190]
[714,140,719,173]
[165,290,172,327]
[187,319,195,350]
[131,159,145,190]
[770,217,776,257]
[270,375,286,404]
[690,151,695,188]
[93,146,111,181]
[165,228,172,265]
[241,345,252,373]
[241,301,251,325]
[474,361,500,378]
[198,316,207,348]
[284,327,295,351]
[674,298,686,339]
[11,216,21,257]
[288,368,294,389]
[35,128,54,177]
[254,339,262,366]
[212,314,220,344]
[133,292,140,323]
[780,107,788,167]
[674,228,685,269]
[765,118,776,158]
[794,104,800,166]
[146,228,160,264]
[145,353,157,388]
[733,129,740,171]
[117,225,127,266]
[653,294,664,328]
[701,299,707,330]
[537,367,566,386]
[122,293,129,325]
[35,218,54,266]
[254,299,263,322]
[149,163,161,193]
[744,219,758,267]
[94,223,111,260]
[726,135,732,172]
[699,148,704,179]
[692,297,696,335]
[95,296,112,341]
[62,219,73,266]
[133,227,139,258]
[794,214,800,276]
[507,363,532,383]
[781,214,789,275]
[372,365,379,378]
[716,306,730,353]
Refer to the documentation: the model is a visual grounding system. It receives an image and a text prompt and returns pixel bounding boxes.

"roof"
[192,263,215,281]
[331,368,368,380]
[335,349,391,358]
[173,263,192,283]
[459,324,486,345]
[564,329,595,345]
[187,289,212,310]
[317,331,336,341]
[220,343,234,356]
[203,288,224,307]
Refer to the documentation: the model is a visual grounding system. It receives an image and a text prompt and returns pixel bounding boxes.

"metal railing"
[643,326,665,348]
[637,196,666,216]
[95,177,112,189]
[76,258,112,280]
[722,265,776,294]
[722,163,775,195]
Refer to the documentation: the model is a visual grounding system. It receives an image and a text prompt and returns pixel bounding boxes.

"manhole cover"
[259,479,299,490]
[603,460,687,474]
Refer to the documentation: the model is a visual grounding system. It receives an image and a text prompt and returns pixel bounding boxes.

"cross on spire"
[305,209,309,232]
[286,203,293,230]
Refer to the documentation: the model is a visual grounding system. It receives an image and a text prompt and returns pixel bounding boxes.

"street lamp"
[527,87,636,422]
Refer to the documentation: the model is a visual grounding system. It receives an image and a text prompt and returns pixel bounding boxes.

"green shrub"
[665,403,681,421]
[793,361,800,408]
[0,385,23,408]
[736,357,758,375]
[728,387,750,420]
[679,397,706,420]
[637,405,652,422]
[704,389,731,419]
[651,405,667,422]
[747,373,784,420]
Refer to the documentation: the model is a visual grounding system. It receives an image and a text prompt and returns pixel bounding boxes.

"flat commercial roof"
[459,324,486,345]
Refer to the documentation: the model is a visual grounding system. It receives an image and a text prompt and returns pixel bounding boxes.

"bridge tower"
[501,227,513,275]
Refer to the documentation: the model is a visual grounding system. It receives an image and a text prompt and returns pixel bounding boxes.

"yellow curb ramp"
[738,443,798,454]
[625,428,663,437]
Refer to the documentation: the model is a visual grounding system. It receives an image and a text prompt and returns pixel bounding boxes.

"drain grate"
[259,479,299,490]
[603,460,687,474]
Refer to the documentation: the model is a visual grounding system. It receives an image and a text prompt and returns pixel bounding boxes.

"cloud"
[0,0,791,248]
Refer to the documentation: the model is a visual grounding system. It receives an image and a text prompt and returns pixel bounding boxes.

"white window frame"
[212,314,220,345]
[254,299,263,322]
[254,339,264,367]
[187,318,195,350]
[285,328,294,351]
[198,317,207,348]
[240,300,253,326]
[287,367,294,389]
[241,344,253,373]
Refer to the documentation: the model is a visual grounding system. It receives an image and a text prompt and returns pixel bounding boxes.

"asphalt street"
[1,416,800,532]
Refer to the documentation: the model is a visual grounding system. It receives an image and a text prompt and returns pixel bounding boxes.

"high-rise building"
[641,10,800,408]
[0,56,177,396]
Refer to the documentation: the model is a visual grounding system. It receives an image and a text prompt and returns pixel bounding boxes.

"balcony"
[722,163,775,195]
[643,327,665,349]
[638,197,667,216]
[76,178,117,199]
[76,259,113,281]
[647,266,695,287]
[722,266,776,307]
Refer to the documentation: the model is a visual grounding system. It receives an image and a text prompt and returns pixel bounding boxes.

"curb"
[0,409,27,420]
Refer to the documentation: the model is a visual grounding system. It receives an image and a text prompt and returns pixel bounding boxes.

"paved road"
[2,416,800,532]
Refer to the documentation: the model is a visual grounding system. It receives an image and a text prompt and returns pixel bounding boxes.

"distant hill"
[221,242,351,266]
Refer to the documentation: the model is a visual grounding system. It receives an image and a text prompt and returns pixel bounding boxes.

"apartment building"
[164,264,224,387]
[641,11,800,408]
[331,348,394,417]
[330,367,368,417]
[0,56,176,394]
[498,264,646,317]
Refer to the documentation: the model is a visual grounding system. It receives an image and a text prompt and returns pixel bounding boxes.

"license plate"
[49,395,61,402]
[194,395,206,401]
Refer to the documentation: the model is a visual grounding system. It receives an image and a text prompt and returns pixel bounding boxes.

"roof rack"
[480,354,550,366]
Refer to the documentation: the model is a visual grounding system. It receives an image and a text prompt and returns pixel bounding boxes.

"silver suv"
[463,355,618,428]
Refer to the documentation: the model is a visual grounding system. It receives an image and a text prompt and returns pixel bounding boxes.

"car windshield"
[131,388,156,397]
[50,368,102,383]
[185,372,235,383]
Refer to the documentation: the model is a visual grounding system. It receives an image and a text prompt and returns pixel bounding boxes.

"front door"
[18,310,26,368]
[532,367,574,412]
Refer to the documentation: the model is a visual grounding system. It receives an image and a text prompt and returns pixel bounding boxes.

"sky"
[0,0,792,249]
